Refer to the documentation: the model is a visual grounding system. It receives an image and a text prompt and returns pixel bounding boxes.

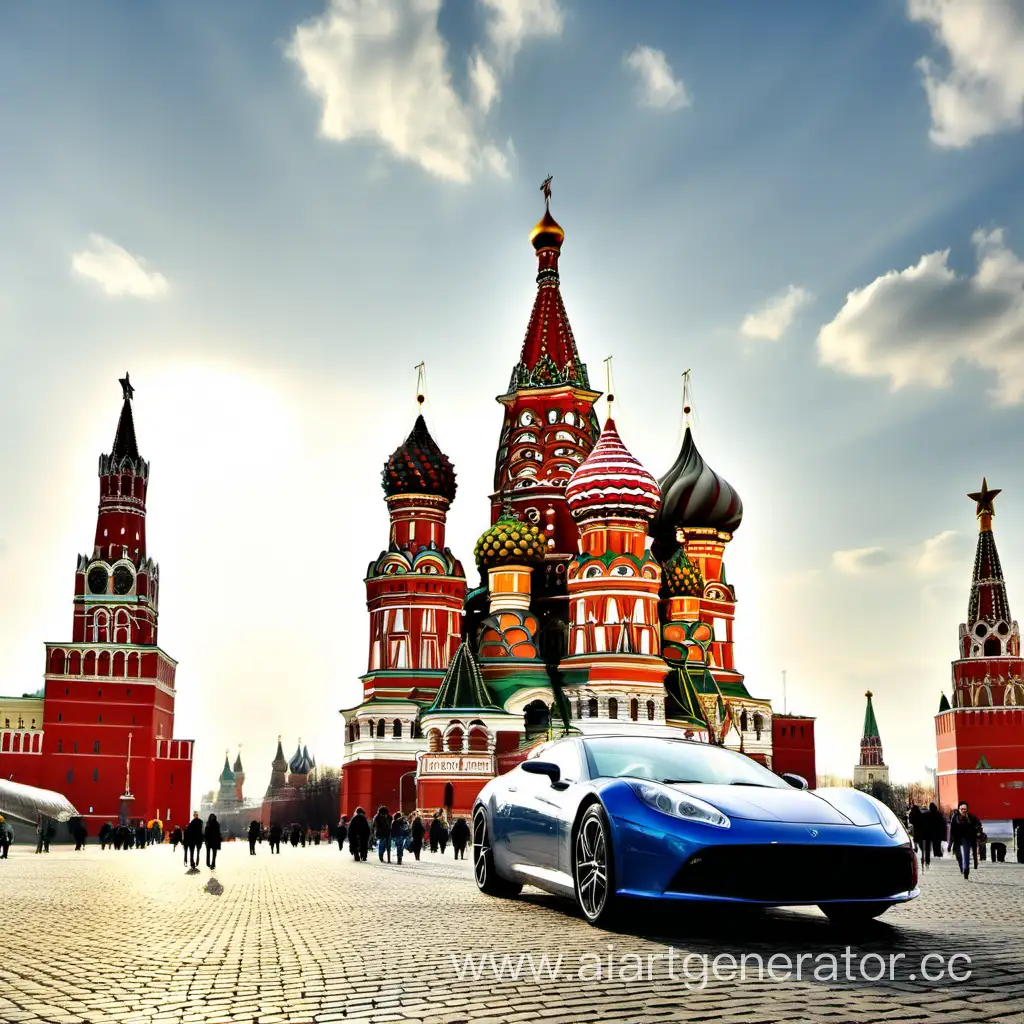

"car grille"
[668,844,916,902]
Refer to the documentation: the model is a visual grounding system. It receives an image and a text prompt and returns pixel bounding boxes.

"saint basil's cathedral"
[339,183,818,817]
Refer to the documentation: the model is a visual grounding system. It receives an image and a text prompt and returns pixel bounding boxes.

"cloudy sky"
[1,0,1023,799]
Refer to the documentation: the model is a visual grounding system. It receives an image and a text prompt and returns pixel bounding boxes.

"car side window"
[545,742,582,783]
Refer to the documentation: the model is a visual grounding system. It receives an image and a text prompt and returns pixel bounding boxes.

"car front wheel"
[473,806,522,898]
[574,804,620,926]
[820,901,893,923]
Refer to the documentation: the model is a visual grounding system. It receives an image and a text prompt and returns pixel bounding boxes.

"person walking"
[204,814,222,870]
[391,813,410,865]
[429,813,443,854]
[184,812,204,870]
[335,816,349,852]
[948,801,981,880]
[170,824,183,852]
[926,802,946,859]
[0,815,13,859]
[450,816,470,860]
[99,822,113,850]
[908,803,929,868]
[349,807,370,862]
[247,820,260,856]
[374,807,393,863]
[410,813,425,861]
[268,822,283,854]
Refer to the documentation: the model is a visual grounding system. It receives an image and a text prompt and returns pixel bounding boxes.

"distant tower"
[853,691,888,787]
[216,752,239,808]
[233,750,245,802]
[261,736,290,827]
[937,480,1024,817]
[491,181,601,602]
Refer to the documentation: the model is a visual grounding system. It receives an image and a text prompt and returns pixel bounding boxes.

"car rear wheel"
[473,807,522,898]
[574,804,619,927]
[820,901,893,923]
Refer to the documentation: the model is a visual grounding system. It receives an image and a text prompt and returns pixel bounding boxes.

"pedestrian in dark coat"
[204,814,222,870]
[948,802,982,879]
[927,802,946,858]
[99,822,113,850]
[268,823,283,854]
[335,817,349,851]
[450,817,470,860]
[374,807,393,862]
[429,814,443,854]
[348,807,370,862]
[410,814,425,860]
[184,812,204,869]
[248,820,260,856]
[908,804,929,867]
[170,825,183,851]
[0,815,13,859]
[391,813,410,865]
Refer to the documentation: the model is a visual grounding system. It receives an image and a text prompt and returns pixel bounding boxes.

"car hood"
[670,784,863,825]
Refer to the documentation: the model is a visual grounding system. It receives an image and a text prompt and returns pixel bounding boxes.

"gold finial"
[865,690,873,699]
[414,362,426,407]
[540,174,553,211]
[968,478,1000,530]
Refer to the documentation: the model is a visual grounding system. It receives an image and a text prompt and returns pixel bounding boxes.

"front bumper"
[608,804,919,906]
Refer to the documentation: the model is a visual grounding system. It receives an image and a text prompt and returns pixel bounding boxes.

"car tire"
[820,901,893,923]
[573,804,620,927]
[472,806,522,898]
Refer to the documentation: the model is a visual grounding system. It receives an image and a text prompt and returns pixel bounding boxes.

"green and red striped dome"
[566,418,661,522]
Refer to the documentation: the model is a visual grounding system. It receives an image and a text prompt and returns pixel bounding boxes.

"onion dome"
[530,209,565,251]
[381,415,456,501]
[288,740,313,775]
[662,545,705,598]
[474,512,546,571]
[565,418,661,522]
[650,427,743,549]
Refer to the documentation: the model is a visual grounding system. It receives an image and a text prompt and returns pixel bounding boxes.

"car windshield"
[582,737,790,788]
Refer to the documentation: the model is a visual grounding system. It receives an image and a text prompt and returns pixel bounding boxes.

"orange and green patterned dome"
[662,545,704,597]
[474,513,546,570]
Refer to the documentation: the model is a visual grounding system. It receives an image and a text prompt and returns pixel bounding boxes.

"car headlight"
[874,801,906,838]
[627,781,730,829]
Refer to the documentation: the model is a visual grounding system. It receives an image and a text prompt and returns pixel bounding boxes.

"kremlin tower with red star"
[339,181,817,817]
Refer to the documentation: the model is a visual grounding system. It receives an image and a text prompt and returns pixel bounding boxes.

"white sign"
[419,754,494,776]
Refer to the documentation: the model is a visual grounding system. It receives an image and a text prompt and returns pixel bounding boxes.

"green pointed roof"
[665,666,711,730]
[938,692,951,713]
[428,642,503,713]
[862,691,880,740]
[219,754,235,783]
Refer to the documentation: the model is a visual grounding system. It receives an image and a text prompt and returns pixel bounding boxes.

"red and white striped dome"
[566,418,661,522]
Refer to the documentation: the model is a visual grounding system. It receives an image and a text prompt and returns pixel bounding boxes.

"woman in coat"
[391,813,410,865]
[184,812,204,869]
[373,807,393,863]
[348,807,370,862]
[204,813,222,870]
[410,813,425,861]
[450,817,470,860]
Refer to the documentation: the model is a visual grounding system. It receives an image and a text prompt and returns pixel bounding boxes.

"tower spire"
[966,478,1013,635]
[111,372,140,462]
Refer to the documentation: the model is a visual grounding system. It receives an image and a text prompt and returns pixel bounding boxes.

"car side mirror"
[782,773,808,790]
[522,760,561,785]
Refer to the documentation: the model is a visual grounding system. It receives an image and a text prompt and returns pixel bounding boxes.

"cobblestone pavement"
[1,842,1023,1024]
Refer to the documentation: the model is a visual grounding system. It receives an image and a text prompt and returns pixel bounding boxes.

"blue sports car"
[472,734,919,926]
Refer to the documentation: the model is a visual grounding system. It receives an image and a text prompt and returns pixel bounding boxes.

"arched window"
[646,700,656,721]
[523,699,550,737]
[588,697,599,718]
[49,650,65,674]
[428,729,442,753]
[740,709,749,732]
[448,727,464,753]
[443,782,454,809]
[984,637,1001,657]
[392,719,402,738]
[376,719,386,738]
[630,698,639,722]
[608,697,618,720]
[753,713,764,739]
[468,727,489,752]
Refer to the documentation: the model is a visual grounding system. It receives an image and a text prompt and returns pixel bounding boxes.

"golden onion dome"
[530,209,565,251]
[474,513,547,571]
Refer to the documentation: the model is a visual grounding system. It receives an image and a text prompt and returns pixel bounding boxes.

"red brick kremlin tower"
[937,480,1024,819]
[0,376,194,829]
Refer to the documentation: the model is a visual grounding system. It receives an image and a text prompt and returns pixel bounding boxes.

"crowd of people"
[906,800,988,879]
[334,807,470,864]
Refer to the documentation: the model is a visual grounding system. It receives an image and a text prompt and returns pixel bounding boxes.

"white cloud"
[71,235,169,299]
[286,0,561,183]
[818,228,1024,404]
[740,285,811,341]
[909,0,1024,148]
[624,45,690,111]
[832,547,893,574]
[916,529,961,574]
